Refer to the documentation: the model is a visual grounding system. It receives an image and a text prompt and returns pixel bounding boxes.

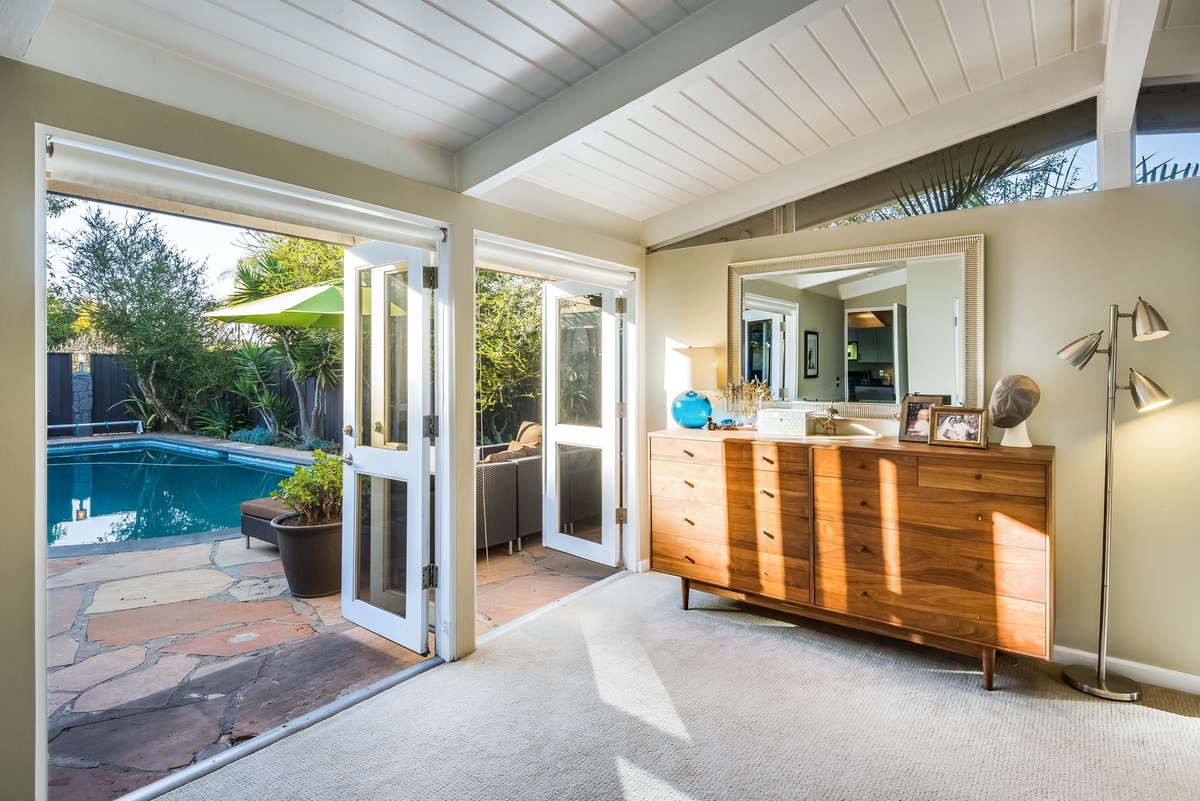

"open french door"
[542,280,622,568]
[340,242,433,654]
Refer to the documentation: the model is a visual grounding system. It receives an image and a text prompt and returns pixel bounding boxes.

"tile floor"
[46,538,426,801]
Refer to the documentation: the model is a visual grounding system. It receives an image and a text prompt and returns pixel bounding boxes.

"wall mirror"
[728,236,983,416]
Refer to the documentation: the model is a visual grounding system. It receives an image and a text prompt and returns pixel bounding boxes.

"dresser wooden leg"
[982,648,996,691]
[681,578,690,611]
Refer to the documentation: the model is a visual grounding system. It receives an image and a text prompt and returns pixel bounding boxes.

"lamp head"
[1057,332,1103,371]
[1133,298,1169,341]
[1129,369,1172,412]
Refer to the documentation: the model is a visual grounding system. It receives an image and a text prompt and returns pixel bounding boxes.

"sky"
[46,199,250,298]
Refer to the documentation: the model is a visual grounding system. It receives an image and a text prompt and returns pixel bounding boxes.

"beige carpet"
[162,572,1200,801]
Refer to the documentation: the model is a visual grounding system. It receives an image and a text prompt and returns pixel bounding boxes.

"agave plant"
[193,397,250,438]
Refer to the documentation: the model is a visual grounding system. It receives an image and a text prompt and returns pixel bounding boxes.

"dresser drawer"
[813,449,917,484]
[725,441,809,474]
[651,495,809,559]
[813,520,1047,603]
[650,461,808,517]
[653,531,810,604]
[918,458,1046,498]
[814,564,1047,657]
[813,477,1047,550]
[650,436,725,465]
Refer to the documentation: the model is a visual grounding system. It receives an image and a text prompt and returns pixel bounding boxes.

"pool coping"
[48,434,313,556]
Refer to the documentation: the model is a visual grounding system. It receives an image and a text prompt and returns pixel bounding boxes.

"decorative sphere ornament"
[671,391,712,429]
[989,375,1041,448]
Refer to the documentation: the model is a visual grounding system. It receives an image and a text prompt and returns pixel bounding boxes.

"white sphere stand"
[1000,419,1032,448]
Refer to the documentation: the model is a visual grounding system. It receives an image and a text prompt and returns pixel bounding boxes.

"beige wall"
[0,58,643,798]
[645,179,1200,679]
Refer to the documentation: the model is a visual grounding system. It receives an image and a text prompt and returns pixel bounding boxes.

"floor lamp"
[1057,298,1172,701]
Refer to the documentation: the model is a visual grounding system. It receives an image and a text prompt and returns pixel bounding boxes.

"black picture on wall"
[804,330,819,379]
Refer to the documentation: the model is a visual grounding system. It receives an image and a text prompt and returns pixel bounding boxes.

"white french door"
[341,242,433,654]
[542,280,622,567]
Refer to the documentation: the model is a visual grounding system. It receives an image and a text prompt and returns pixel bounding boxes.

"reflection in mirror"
[740,254,965,405]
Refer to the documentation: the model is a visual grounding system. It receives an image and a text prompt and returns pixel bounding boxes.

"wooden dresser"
[649,429,1054,689]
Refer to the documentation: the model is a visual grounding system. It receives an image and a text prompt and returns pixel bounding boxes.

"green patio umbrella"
[204,282,405,329]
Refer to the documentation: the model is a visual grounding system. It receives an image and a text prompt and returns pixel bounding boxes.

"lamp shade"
[1133,298,1169,341]
[1129,369,1172,412]
[673,347,717,391]
[1057,332,1103,371]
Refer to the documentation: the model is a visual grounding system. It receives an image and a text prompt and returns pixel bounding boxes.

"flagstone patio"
[46,538,427,801]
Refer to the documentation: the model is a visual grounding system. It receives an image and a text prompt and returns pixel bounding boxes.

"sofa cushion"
[506,421,543,450]
[241,496,292,520]
[481,445,540,464]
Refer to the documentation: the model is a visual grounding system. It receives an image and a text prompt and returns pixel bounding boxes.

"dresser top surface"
[649,428,1054,464]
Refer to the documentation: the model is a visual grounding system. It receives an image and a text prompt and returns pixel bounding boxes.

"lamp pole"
[1063,304,1142,701]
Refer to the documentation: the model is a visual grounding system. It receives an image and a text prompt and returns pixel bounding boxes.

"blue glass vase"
[671,391,712,429]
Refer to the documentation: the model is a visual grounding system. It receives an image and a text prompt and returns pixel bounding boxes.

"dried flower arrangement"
[718,377,773,426]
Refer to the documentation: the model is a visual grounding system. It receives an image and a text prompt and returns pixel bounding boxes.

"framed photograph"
[929,406,989,449]
[804,331,819,378]
[898,394,945,443]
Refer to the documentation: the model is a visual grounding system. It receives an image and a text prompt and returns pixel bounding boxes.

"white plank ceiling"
[18,0,1200,245]
[519,0,1111,221]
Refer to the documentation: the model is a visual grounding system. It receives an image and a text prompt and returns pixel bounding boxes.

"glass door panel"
[342,243,431,653]
[543,280,620,567]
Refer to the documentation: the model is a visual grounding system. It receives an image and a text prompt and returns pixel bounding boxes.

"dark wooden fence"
[255,364,344,442]
[46,354,73,436]
[92,355,144,423]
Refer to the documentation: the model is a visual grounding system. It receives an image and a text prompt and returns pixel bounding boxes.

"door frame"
[472,233,642,577]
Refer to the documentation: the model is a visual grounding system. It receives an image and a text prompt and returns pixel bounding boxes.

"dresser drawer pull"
[859,591,869,598]
[683,518,695,526]
[761,456,775,465]
[975,473,983,481]
[684,555,696,564]
[762,531,775,539]
[975,514,983,521]
[858,463,867,470]
[759,489,775,498]
[858,545,870,553]
[859,500,868,507]
[684,480,695,488]
[682,450,694,458]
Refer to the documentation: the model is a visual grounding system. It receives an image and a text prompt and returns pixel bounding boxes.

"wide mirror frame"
[727,235,984,416]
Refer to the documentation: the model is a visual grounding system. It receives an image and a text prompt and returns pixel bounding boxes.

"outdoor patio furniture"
[240,496,290,548]
[475,444,541,554]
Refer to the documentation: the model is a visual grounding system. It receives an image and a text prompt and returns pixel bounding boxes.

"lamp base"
[671,391,712,429]
[1062,664,1141,701]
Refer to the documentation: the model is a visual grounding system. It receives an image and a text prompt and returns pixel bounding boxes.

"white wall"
[644,179,1200,680]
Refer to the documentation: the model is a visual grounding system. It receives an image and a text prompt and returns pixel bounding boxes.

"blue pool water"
[48,443,297,547]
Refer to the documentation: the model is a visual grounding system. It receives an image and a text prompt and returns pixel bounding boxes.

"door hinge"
[423,414,439,439]
[615,296,628,314]
[423,265,438,290]
[616,401,626,419]
[422,564,438,589]
[615,507,628,525]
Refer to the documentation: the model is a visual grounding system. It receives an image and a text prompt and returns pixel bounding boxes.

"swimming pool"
[48,441,298,548]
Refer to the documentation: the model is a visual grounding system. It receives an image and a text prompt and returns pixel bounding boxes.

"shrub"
[295,438,336,452]
[229,427,275,446]
[272,451,342,526]
[194,397,250,438]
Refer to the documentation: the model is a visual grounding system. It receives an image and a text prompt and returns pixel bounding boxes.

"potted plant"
[270,450,342,598]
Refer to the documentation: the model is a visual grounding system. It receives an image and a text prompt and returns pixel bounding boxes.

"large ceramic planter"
[270,514,342,598]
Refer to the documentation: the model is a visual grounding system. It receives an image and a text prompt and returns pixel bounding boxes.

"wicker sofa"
[475,444,541,553]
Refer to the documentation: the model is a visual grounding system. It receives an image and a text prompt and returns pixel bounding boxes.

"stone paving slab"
[48,647,147,692]
[476,573,594,628]
[305,595,346,626]
[239,561,286,579]
[47,556,100,577]
[212,539,279,568]
[48,765,157,801]
[48,692,76,717]
[74,656,200,713]
[48,587,87,636]
[228,577,289,602]
[160,622,315,657]
[49,545,213,589]
[231,631,424,740]
[87,570,235,614]
[475,550,536,586]
[87,599,296,647]
[186,655,265,698]
[48,635,79,668]
[50,697,227,772]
